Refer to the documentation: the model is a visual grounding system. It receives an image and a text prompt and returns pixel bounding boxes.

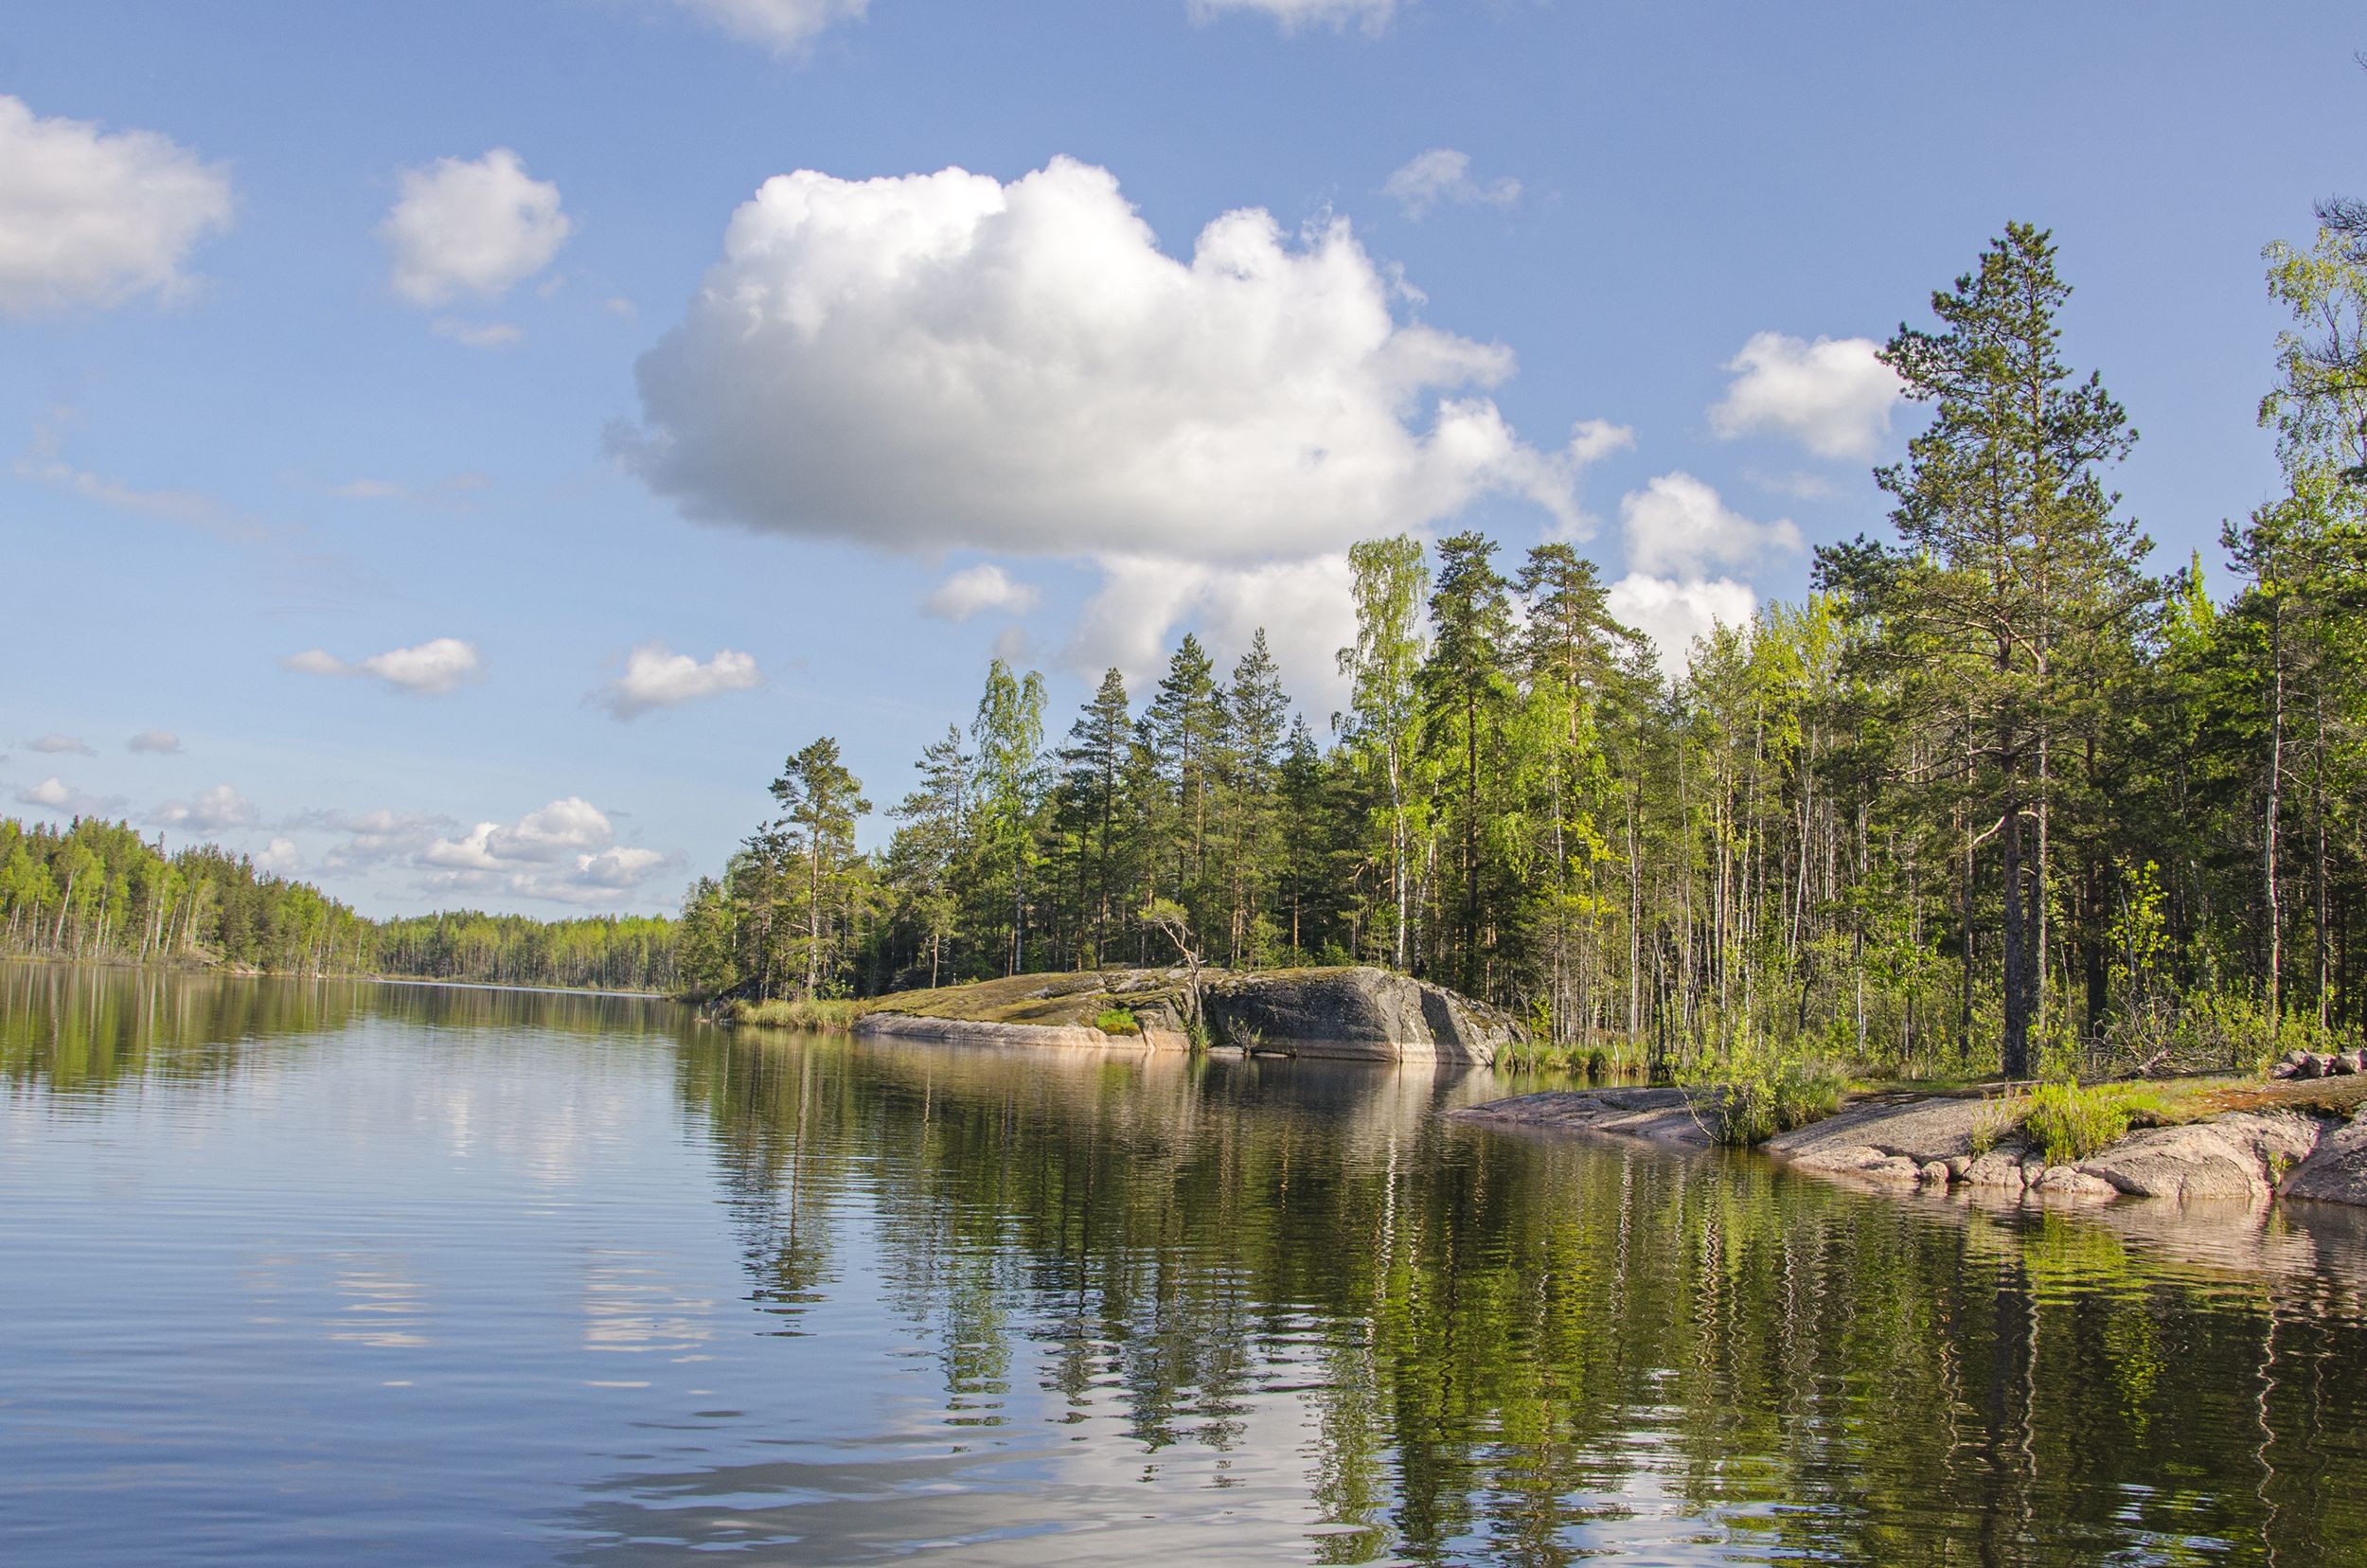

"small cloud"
[670,0,871,55]
[1188,0,1396,36]
[595,643,763,720]
[255,837,299,877]
[126,729,182,755]
[923,563,1040,621]
[150,783,260,833]
[380,148,572,307]
[431,317,524,349]
[1382,148,1522,220]
[17,776,73,809]
[1708,331,1904,461]
[0,94,234,317]
[329,472,493,504]
[28,734,94,756]
[294,807,452,872]
[280,637,485,695]
[602,296,637,320]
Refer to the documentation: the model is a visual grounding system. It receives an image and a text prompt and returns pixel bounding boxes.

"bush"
[1586,1047,1612,1084]
[1094,1007,1141,1036]
[1712,1058,1845,1147]
[2023,1080,2144,1165]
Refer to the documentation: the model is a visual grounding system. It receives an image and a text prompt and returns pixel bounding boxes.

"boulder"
[2031,1166,2117,1199]
[1959,1151,2027,1188]
[1917,1160,1950,1186]
[2076,1123,2270,1203]
[1201,966,1522,1065]
[2283,1109,2367,1206]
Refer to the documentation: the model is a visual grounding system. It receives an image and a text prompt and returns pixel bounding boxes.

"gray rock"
[1945,1154,1972,1178]
[2032,1166,2117,1198]
[1763,1095,2003,1165]
[2213,1111,2323,1173]
[1918,1160,1950,1185]
[1450,1087,1712,1148]
[1959,1150,2026,1188]
[2283,1110,2367,1206]
[1202,966,1521,1064]
[2077,1123,2269,1203]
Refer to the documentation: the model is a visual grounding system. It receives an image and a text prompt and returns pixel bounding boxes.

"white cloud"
[151,783,259,833]
[420,797,673,905]
[255,837,300,877]
[430,316,523,349]
[1066,553,1357,721]
[1382,149,1521,220]
[671,0,869,53]
[279,637,484,695]
[620,155,1606,564]
[1606,574,1757,667]
[1618,472,1801,579]
[923,563,1040,621]
[17,776,73,809]
[379,149,572,307]
[295,807,452,873]
[1606,473,1795,667]
[28,734,93,756]
[1189,0,1397,34]
[1708,331,1903,461]
[126,730,182,755]
[595,643,763,719]
[329,472,491,503]
[0,95,233,316]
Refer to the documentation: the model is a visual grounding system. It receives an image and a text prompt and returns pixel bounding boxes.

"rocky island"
[848,964,1525,1065]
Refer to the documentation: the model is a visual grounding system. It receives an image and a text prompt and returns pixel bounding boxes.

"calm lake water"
[7,965,2367,1565]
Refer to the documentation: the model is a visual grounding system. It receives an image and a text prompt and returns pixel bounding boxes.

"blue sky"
[3,0,2360,916]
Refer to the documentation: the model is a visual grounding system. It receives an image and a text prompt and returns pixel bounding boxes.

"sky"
[2,0,2361,918]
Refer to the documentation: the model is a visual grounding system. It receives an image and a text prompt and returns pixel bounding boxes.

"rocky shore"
[852,964,1524,1065]
[1454,1080,2367,1209]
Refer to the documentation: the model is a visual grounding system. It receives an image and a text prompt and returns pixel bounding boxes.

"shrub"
[2023,1080,2137,1165]
[1586,1047,1611,1084]
[1712,1058,1845,1147]
[1094,1007,1141,1036]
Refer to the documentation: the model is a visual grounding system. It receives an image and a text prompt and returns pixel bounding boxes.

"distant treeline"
[680,221,2367,1083]
[0,816,679,992]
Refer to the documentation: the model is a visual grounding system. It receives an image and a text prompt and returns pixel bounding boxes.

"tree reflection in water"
[681,1025,2367,1565]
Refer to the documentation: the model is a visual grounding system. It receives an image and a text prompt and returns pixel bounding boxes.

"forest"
[0,815,679,992]
[679,219,2367,1084]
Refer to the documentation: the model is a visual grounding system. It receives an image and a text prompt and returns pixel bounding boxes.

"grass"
[731,996,866,1030]
[1712,1060,1848,1147]
[1094,1007,1140,1036]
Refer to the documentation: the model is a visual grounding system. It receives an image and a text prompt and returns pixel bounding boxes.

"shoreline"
[1453,1081,2367,1209]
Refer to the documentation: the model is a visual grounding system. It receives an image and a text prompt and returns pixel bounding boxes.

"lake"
[5,962,2367,1565]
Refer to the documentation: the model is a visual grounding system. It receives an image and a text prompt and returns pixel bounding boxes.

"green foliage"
[733,996,864,1030]
[1094,1007,1140,1036]
[1711,1056,1846,1148]
[2020,1080,2170,1166]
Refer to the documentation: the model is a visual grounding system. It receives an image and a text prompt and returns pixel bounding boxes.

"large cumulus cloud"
[618,156,1600,564]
